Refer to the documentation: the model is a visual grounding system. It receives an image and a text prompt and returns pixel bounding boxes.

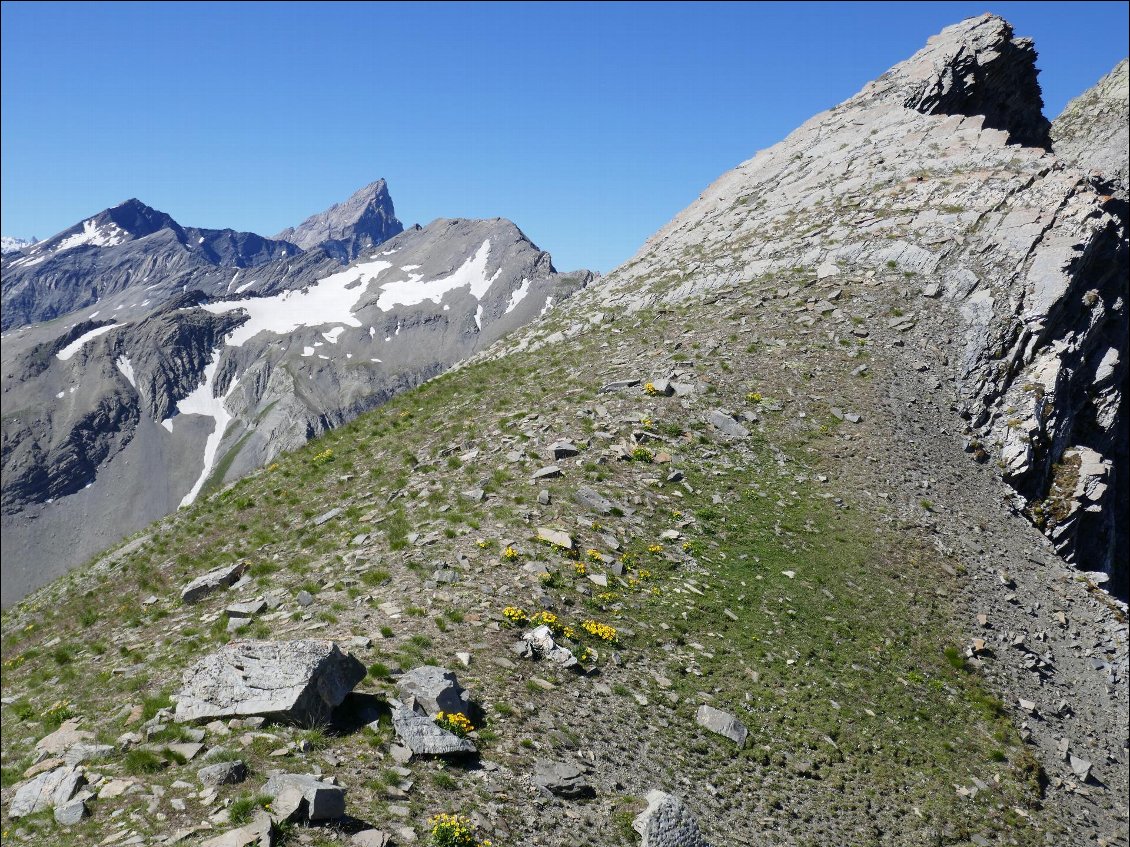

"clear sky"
[2,2,1127,273]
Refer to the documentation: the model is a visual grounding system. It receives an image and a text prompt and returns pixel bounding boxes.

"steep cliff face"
[0,214,590,607]
[274,178,404,262]
[491,16,1128,593]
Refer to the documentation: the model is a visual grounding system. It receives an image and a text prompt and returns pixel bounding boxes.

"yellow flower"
[501,545,519,561]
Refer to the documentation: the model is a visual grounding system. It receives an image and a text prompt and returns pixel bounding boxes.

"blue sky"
[2,2,1126,273]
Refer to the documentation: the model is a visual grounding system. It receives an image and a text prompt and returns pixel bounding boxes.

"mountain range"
[1,182,591,606]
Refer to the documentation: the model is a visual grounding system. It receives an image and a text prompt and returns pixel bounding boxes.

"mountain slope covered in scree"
[1,15,1126,847]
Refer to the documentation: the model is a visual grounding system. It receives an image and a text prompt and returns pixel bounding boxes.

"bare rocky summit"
[1052,58,1130,198]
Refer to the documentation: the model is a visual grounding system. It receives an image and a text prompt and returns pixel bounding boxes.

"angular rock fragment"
[182,562,248,604]
[174,640,365,724]
[533,758,595,798]
[695,704,748,746]
[386,702,476,757]
[9,765,86,818]
[395,666,471,716]
[263,773,345,820]
[536,526,574,551]
[574,486,614,515]
[633,790,712,847]
[198,760,248,786]
[705,410,749,438]
[200,810,275,847]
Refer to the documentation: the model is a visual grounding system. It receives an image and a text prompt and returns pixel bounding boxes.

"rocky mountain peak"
[97,198,179,238]
[274,178,403,262]
[860,13,1050,148]
[1052,58,1129,197]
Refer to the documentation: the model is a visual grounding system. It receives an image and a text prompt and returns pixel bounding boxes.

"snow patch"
[505,277,531,314]
[54,219,128,252]
[322,326,345,344]
[474,304,484,330]
[57,324,119,360]
[539,296,555,317]
[115,355,137,388]
[202,258,393,346]
[166,349,237,508]
[55,391,64,399]
[375,240,500,310]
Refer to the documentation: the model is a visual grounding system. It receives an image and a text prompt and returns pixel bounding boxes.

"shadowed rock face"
[1,193,591,607]
[481,14,1127,594]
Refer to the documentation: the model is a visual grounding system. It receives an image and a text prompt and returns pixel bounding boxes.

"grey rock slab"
[705,410,749,439]
[182,563,248,604]
[573,486,614,515]
[1070,755,1093,782]
[200,811,275,847]
[531,465,563,480]
[53,798,88,826]
[633,790,712,847]
[312,508,342,527]
[174,640,365,724]
[263,773,345,821]
[395,666,471,717]
[227,600,268,618]
[532,759,595,799]
[536,526,575,550]
[601,379,641,392]
[9,765,86,818]
[198,760,249,786]
[269,786,307,823]
[62,743,115,766]
[351,831,393,847]
[386,702,476,757]
[695,704,748,746]
[36,718,93,754]
[548,441,580,460]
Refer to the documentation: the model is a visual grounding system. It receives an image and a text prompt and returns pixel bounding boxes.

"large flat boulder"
[695,704,748,746]
[174,640,365,724]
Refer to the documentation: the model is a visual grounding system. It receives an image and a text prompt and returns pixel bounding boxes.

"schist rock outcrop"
[493,15,1129,595]
[1,183,591,606]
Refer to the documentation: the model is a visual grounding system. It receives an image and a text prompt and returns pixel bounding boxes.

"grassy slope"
[1,287,1049,846]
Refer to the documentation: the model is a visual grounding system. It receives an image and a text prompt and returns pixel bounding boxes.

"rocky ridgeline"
[485,14,1129,595]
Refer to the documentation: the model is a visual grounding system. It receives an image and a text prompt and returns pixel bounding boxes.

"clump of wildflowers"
[434,711,474,737]
[311,448,334,466]
[581,619,618,643]
[502,606,528,626]
[430,813,491,847]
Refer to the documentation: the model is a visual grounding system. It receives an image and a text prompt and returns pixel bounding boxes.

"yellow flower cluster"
[581,619,618,643]
[530,610,561,633]
[434,711,474,737]
[429,813,491,847]
[501,545,518,561]
[311,448,334,466]
[476,539,491,549]
[267,462,280,472]
[647,543,663,554]
[631,446,653,463]
[502,606,528,626]
[746,391,763,403]
[3,655,26,669]
[644,382,658,396]
[640,416,653,428]
[573,561,588,576]
[587,548,603,562]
